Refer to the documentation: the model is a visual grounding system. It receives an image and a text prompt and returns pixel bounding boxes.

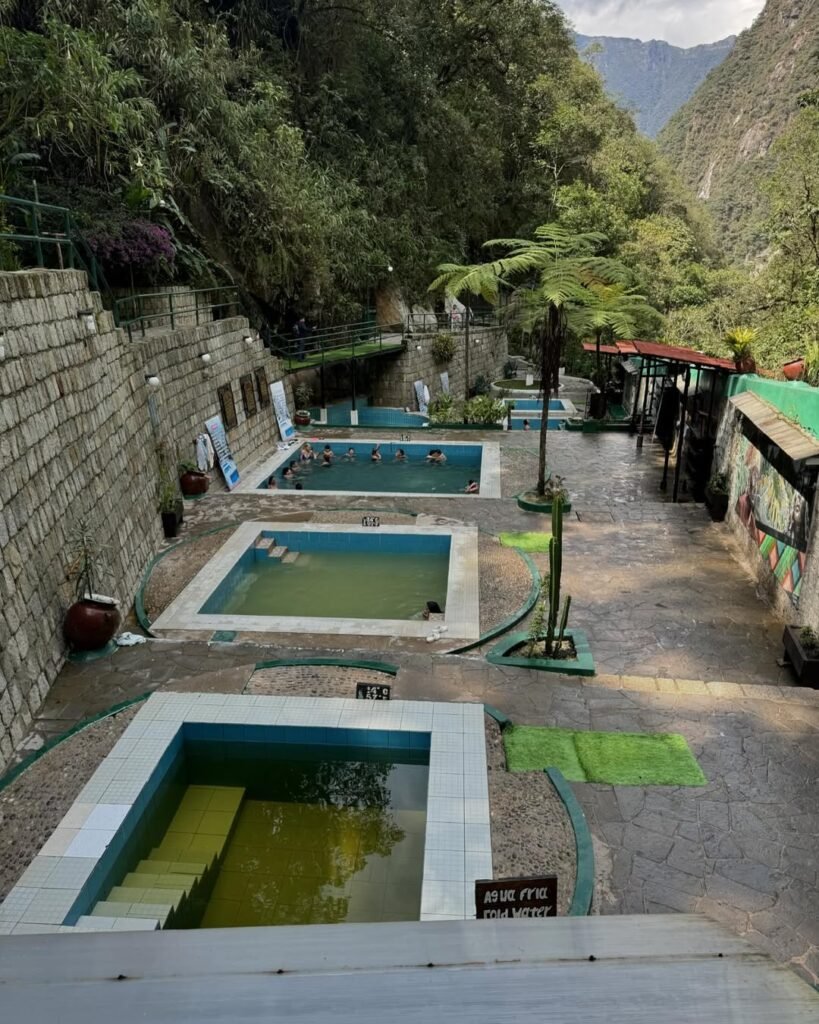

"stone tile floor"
[6,430,819,984]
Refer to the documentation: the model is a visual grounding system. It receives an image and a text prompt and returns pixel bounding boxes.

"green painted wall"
[728,375,819,440]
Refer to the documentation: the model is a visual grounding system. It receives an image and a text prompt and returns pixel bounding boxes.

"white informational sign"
[204,414,240,490]
[414,379,428,415]
[525,373,534,387]
[270,380,295,441]
[440,371,450,394]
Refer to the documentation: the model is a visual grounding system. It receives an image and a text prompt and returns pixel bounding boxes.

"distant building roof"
[615,340,736,372]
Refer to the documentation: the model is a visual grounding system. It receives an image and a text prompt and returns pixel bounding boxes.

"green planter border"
[516,493,573,514]
[253,657,399,675]
[486,629,596,676]
[546,767,595,915]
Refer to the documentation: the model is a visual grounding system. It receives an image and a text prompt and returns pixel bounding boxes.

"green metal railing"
[273,317,406,372]
[113,286,242,341]
[0,193,110,297]
[405,310,499,333]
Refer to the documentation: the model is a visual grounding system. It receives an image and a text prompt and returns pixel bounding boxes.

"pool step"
[282,551,299,564]
[86,785,245,931]
[254,535,288,561]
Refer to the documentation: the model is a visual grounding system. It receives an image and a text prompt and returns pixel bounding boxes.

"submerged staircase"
[80,785,244,931]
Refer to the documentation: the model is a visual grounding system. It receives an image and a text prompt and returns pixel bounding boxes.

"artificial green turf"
[503,725,707,787]
[499,531,553,552]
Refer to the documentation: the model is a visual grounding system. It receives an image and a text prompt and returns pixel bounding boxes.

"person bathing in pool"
[395,448,406,461]
[464,479,479,494]
[266,474,277,490]
[371,444,382,462]
[322,445,334,462]
[283,462,298,479]
[345,447,356,460]
[322,451,332,467]
[426,449,446,464]
[300,443,315,461]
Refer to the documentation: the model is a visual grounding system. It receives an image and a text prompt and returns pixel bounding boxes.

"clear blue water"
[505,399,567,411]
[509,418,565,430]
[262,441,482,493]
[309,401,428,428]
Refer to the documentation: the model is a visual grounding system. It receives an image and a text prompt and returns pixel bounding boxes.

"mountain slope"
[658,0,819,258]
[575,33,735,138]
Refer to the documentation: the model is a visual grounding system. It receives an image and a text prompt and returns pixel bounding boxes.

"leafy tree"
[430,225,633,496]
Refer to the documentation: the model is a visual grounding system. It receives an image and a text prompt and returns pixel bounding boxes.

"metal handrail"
[274,319,406,370]
[0,193,112,307]
[112,286,242,341]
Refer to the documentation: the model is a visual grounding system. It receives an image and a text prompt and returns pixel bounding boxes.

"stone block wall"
[369,326,507,409]
[0,269,292,769]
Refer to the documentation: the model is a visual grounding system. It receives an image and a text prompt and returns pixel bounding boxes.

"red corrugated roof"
[582,341,619,355]
[621,339,736,372]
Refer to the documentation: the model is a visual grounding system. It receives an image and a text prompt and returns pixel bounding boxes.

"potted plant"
[179,460,209,497]
[294,381,313,425]
[782,625,819,687]
[724,327,757,374]
[517,473,572,514]
[782,357,805,381]
[431,331,456,364]
[704,471,730,522]
[63,519,120,652]
[157,442,183,538]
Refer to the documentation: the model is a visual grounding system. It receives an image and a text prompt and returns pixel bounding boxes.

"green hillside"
[658,0,819,258]
[575,33,735,139]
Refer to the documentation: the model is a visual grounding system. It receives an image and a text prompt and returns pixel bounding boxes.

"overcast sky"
[558,0,767,48]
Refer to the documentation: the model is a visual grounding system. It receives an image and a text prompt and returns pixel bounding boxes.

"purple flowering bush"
[87,220,176,281]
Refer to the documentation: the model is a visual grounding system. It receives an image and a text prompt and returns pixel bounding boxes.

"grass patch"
[495,378,543,391]
[499,531,553,552]
[503,725,707,787]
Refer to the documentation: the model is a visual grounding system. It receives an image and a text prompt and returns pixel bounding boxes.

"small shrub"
[503,358,517,379]
[428,393,459,424]
[805,343,819,387]
[471,374,491,396]
[431,331,456,364]
[707,471,729,495]
[294,382,314,408]
[462,395,506,425]
[800,626,819,653]
[543,474,568,503]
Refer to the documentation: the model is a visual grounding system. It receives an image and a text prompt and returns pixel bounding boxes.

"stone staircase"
[254,535,294,562]
[81,785,245,931]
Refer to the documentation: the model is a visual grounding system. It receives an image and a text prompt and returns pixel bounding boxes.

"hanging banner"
[414,379,428,415]
[440,371,450,395]
[205,413,240,490]
[270,380,295,441]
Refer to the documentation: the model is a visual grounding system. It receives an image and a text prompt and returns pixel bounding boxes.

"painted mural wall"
[730,433,809,603]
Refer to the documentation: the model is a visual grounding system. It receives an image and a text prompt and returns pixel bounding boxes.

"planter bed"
[487,630,595,677]
[782,626,819,688]
[516,493,572,514]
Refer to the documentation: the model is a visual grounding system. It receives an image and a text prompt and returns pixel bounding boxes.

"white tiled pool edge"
[0,694,492,933]
[151,521,481,640]
[234,440,502,500]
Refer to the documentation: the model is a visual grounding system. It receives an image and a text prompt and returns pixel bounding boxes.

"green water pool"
[196,752,429,927]
[203,550,449,619]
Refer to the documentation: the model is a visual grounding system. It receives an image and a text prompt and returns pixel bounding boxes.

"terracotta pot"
[64,597,120,652]
[735,355,757,374]
[782,358,805,381]
[180,470,209,496]
[294,410,311,426]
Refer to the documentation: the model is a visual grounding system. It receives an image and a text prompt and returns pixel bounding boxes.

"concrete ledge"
[589,673,819,703]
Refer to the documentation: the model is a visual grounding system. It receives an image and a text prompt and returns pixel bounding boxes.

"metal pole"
[630,358,645,432]
[464,300,471,400]
[672,366,691,503]
[320,354,326,409]
[351,355,357,412]
[639,357,651,435]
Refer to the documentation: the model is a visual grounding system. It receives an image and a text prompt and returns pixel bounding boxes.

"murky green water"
[208,551,449,619]
[197,756,428,927]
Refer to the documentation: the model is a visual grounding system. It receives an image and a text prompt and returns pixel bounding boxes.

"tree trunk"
[536,306,564,497]
[595,329,602,376]
[464,299,470,400]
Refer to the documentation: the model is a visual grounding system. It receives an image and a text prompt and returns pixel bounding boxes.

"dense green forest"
[0,0,705,336]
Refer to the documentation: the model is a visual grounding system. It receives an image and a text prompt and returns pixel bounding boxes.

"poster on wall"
[255,366,271,408]
[732,434,809,602]
[239,374,257,417]
[414,379,428,415]
[217,383,239,429]
[270,380,295,441]
[205,413,240,490]
[440,371,450,395]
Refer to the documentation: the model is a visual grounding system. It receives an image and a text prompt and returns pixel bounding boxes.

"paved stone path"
[7,429,818,984]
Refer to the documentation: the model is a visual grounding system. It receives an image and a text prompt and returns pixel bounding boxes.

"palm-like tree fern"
[430,224,641,496]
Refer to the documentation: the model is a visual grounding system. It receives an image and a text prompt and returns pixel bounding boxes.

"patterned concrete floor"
[6,429,819,985]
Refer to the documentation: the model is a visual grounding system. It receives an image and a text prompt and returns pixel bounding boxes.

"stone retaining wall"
[369,326,508,408]
[0,268,292,769]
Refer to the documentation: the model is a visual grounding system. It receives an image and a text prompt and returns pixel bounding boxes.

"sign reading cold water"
[414,379,428,416]
[270,379,295,441]
[204,413,240,490]
[475,876,557,919]
[440,370,450,395]
[356,683,392,701]
[361,516,381,527]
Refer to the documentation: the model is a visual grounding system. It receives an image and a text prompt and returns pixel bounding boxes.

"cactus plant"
[528,494,572,658]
